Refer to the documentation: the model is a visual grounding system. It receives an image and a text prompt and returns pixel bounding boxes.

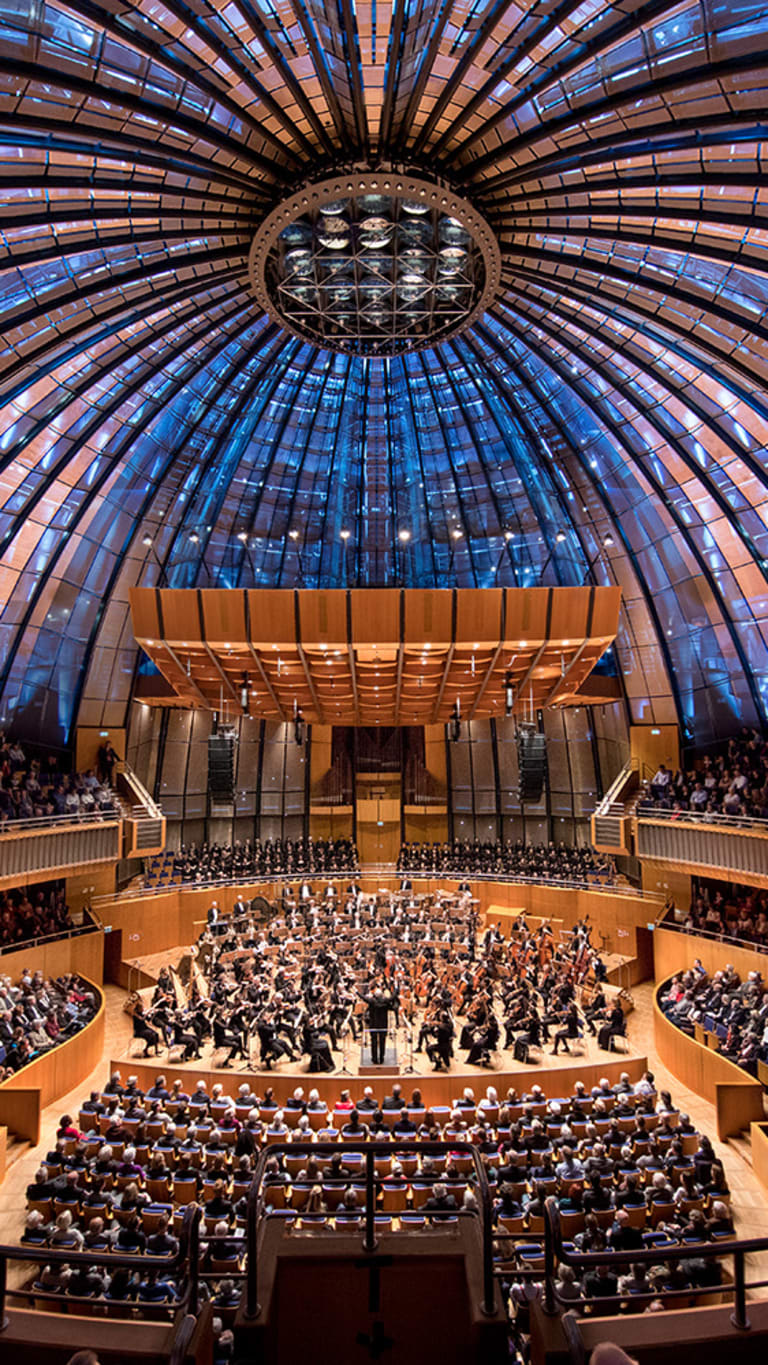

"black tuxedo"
[360,990,394,1063]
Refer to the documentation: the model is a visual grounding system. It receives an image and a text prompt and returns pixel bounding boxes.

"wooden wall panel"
[403,591,453,647]
[158,589,202,645]
[248,590,297,647]
[0,928,104,986]
[548,587,590,643]
[128,588,161,644]
[403,808,449,843]
[455,589,502,647]
[349,589,400,646]
[298,591,349,647]
[201,590,247,644]
[75,727,126,775]
[750,1121,768,1195]
[630,724,680,778]
[589,586,623,641]
[653,926,767,985]
[503,588,549,646]
[0,1090,40,1146]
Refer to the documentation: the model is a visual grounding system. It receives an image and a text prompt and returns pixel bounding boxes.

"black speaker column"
[208,732,235,802]
[517,727,547,804]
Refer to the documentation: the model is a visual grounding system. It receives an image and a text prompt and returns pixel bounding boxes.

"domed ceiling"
[0,0,767,747]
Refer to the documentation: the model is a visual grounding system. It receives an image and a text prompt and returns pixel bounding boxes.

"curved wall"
[654,924,768,987]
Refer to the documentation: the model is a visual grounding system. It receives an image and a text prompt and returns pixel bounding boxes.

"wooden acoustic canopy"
[129,587,621,725]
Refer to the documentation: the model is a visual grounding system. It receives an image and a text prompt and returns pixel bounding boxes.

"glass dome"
[0,0,766,746]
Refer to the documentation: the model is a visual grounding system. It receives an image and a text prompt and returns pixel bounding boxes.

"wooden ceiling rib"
[129,586,622,724]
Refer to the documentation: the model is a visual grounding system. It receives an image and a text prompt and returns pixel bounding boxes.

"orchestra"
[129,887,621,1075]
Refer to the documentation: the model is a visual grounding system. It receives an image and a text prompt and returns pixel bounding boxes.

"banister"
[0,1202,200,1333]
[542,1195,762,1330]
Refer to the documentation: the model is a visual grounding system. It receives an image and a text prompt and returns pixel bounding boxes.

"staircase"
[727,1128,755,1170]
[3,1133,31,1182]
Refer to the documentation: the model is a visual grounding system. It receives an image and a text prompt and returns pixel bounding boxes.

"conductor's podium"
[239,1214,508,1365]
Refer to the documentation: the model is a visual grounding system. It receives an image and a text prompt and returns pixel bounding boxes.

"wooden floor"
[2,977,768,1290]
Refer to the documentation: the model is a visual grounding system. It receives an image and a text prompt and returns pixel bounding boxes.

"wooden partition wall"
[97,878,660,965]
[0,926,105,987]
[653,925,768,986]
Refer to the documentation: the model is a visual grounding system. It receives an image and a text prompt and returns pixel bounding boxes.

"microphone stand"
[399,1012,418,1075]
[337,1024,353,1077]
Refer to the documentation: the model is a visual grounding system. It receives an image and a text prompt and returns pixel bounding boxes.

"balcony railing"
[0,810,122,885]
[635,807,768,881]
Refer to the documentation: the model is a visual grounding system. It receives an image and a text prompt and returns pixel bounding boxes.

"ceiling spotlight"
[603,534,615,547]
[451,527,463,540]
[504,530,514,541]
[340,529,352,541]
[189,532,200,544]
[556,530,567,543]
[398,528,411,542]
[289,529,300,541]
[142,534,153,547]
[237,531,248,542]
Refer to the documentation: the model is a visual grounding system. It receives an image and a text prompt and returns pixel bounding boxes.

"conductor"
[359,985,395,1064]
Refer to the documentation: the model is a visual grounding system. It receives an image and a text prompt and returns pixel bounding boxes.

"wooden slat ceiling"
[129,586,621,724]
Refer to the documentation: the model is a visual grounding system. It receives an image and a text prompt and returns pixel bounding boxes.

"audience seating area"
[638,728,768,819]
[0,882,75,950]
[0,968,97,1079]
[0,733,116,825]
[659,962,767,1077]
[675,883,768,947]
[143,851,178,890]
[397,838,613,882]
[16,1069,734,1333]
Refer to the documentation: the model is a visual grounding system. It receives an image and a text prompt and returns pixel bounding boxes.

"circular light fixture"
[249,167,501,357]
